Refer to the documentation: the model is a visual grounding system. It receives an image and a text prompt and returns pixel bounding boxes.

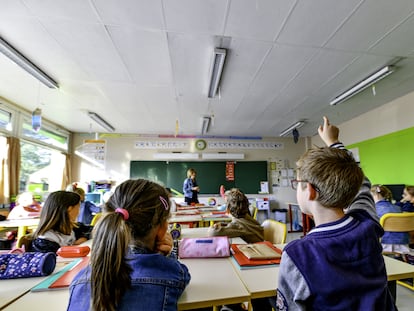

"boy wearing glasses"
[275,117,396,310]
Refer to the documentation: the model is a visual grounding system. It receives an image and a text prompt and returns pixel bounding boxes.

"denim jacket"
[67,250,190,311]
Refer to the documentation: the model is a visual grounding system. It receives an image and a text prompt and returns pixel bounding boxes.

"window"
[19,140,66,197]
[0,107,12,132]
[20,115,69,151]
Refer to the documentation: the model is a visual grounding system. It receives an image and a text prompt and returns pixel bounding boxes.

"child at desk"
[67,179,190,311]
[208,188,271,311]
[208,188,263,243]
[66,183,101,225]
[31,191,89,253]
[275,117,397,311]
[371,184,410,254]
[395,185,414,212]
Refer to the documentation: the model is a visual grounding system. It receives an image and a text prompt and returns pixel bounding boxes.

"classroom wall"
[311,90,414,186]
[71,134,308,210]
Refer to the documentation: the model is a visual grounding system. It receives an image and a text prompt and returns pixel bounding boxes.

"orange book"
[49,256,90,289]
[231,241,282,269]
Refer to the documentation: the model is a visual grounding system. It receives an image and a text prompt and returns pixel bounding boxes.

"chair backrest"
[90,212,102,226]
[380,212,414,232]
[249,206,258,220]
[262,219,287,244]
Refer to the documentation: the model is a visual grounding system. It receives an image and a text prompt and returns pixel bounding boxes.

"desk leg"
[17,225,28,241]
[388,280,396,303]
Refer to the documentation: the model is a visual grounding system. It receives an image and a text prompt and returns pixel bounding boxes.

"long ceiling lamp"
[208,48,227,98]
[330,65,395,106]
[88,112,115,132]
[0,36,59,89]
[280,121,305,137]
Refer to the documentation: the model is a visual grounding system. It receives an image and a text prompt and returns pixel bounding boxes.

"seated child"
[66,183,101,225]
[395,185,414,212]
[30,191,89,253]
[67,179,190,311]
[371,184,410,254]
[7,192,41,220]
[208,188,263,243]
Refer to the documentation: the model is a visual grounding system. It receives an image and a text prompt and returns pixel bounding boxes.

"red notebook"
[49,256,90,289]
[231,241,282,269]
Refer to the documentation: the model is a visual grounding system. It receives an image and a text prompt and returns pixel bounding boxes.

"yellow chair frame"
[379,212,414,291]
[262,219,287,244]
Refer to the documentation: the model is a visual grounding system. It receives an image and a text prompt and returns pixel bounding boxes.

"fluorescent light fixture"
[201,116,211,135]
[330,65,395,106]
[280,121,305,137]
[154,153,199,160]
[88,112,115,132]
[208,48,227,98]
[0,36,59,89]
[201,153,244,160]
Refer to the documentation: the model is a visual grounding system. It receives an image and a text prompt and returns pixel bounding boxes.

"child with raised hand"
[67,179,190,311]
[275,116,397,311]
[32,191,88,253]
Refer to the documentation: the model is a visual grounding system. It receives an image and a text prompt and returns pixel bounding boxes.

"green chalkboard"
[130,161,268,194]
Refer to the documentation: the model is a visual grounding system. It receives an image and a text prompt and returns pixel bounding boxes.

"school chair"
[380,212,414,291]
[262,219,287,244]
[249,206,258,220]
[90,212,102,226]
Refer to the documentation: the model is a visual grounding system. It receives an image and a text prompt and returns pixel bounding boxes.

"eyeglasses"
[291,179,307,190]
[291,179,320,192]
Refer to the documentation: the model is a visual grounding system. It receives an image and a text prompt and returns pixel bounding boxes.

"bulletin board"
[129,161,268,194]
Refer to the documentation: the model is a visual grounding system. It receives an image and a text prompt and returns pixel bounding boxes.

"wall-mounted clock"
[195,139,207,151]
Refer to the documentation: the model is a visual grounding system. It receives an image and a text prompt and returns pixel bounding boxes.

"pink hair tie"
[159,196,169,210]
[115,208,129,220]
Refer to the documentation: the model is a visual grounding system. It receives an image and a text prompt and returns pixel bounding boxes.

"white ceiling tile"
[93,0,164,29]
[277,0,361,46]
[109,27,172,85]
[164,0,229,34]
[326,0,414,52]
[22,0,100,22]
[225,0,296,41]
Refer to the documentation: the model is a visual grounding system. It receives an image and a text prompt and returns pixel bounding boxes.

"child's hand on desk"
[156,231,173,255]
[213,223,221,229]
[74,237,88,245]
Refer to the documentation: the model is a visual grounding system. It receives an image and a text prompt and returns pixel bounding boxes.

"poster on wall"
[226,161,235,181]
[75,139,106,169]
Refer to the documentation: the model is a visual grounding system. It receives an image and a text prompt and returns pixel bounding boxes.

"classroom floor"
[285,230,414,310]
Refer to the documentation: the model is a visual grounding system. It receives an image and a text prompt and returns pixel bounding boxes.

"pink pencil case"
[178,236,230,258]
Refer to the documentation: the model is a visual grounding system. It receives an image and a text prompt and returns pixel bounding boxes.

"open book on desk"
[231,241,282,270]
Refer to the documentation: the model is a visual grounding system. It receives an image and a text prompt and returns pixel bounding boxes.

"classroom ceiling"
[1,0,414,138]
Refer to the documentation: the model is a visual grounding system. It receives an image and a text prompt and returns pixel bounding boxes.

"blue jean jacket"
[67,251,190,311]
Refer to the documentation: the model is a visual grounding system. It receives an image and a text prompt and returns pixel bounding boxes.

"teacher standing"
[183,168,200,205]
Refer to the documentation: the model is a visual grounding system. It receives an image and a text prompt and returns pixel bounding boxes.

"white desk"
[2,230,250,311]
[2,258,250,311]
[0,218,40,240]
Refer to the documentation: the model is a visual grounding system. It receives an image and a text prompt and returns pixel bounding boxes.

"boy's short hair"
[226,188,250,218]
[296,147,363,209]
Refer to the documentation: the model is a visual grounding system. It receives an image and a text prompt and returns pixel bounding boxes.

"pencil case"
[57,245,90,258]
[178,236,230,258]
[0,252,56,279]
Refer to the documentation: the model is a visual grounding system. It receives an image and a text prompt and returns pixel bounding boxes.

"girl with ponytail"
[68,179,190,311]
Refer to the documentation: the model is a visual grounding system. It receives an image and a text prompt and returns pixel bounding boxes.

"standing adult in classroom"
[183,168,200,205]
